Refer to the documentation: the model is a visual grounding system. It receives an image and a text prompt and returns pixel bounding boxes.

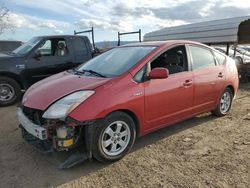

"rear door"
[143,45,194,131]
[188,45,226,114]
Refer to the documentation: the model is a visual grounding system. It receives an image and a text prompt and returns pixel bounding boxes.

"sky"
[0,0,250,42]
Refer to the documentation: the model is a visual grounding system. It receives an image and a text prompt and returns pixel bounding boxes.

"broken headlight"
[42,90,95,120]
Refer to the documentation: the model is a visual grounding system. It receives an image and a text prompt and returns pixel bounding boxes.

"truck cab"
[0,35,93,106]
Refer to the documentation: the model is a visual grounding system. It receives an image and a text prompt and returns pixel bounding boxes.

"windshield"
[76,46,156,77]
[12,37,41,55]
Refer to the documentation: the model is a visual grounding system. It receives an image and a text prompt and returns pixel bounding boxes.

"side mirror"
[149,68,169,79]
[33,49,42,59]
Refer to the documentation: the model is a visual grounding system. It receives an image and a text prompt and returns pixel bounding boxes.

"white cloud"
[9,0,100,19]
[7,0,197,33]
[38,22,57,29]
[55,29,64,34]
[76,18,133,32]
[199,1,216,17]
[5,12,71,31]
[7,13,29,28]
[3,0,250,41]
[221,0,250,8]
[129,14,189,31]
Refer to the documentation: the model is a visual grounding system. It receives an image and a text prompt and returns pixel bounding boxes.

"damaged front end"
[18,106,96,169]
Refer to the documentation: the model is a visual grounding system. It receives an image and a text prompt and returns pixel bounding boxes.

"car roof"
[35,35,89,39]
[122,40,226,56]
[122,40,210,48]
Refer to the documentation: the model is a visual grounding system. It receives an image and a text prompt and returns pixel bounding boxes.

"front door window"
[37,38,68,57]
[151,45,188,74]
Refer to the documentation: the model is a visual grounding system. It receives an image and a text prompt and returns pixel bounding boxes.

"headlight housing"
[42,90,95,120]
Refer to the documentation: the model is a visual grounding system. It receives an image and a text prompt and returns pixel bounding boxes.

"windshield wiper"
[83,69,107,78]
[74,69,107,78]
[73,68,83,74]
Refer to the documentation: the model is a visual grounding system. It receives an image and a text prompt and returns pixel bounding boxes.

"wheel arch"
[215,84,235,110]
[0,72,24,89]
[226,85,235,97]
[107,109,141,137]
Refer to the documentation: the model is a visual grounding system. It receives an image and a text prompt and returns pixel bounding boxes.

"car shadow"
[0,104,218,187]
[49,113,217,187]
[134,113,217,151]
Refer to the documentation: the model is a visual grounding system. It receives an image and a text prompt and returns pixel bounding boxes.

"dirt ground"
[0,84,249,188]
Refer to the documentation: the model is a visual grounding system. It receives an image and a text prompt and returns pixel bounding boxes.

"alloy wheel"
[0,84,15,102]
[220,91,232,114]
[101,121,131,156]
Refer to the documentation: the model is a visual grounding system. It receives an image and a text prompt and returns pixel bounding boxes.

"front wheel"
[92,112,136,162]
[212,88,233,116]
[0,76,21,107]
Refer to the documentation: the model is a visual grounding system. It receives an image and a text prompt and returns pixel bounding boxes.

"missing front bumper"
[17,107,47,140]
[20,121,99,169]
[21,127,53,153]
[21,126,91,169]
[18,106,101,168]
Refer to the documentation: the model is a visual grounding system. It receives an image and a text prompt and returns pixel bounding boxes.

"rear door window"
[189,45,216,70]
[214,51,226,65]
[73,38,88,56]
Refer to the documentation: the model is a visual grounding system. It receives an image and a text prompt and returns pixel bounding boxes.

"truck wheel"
[212,88,233,117]
[0,76,21,106]
[93,111,136,162]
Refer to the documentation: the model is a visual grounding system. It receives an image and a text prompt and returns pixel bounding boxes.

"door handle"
[218,72,224,78]
[183,79,192,87]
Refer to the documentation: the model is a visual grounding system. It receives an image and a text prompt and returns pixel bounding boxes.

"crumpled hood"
[23,71,111,110]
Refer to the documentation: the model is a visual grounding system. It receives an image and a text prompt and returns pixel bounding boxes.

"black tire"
[0,76,22,106]
[92,111,136,162]
[212,88,233,117]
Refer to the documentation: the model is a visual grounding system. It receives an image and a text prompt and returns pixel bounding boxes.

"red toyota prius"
[18,41,239,167]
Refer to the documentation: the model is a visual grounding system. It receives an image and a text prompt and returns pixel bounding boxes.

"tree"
[0,6,14,34]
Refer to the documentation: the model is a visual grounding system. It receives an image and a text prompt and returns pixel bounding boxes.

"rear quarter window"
[214,51,226,65]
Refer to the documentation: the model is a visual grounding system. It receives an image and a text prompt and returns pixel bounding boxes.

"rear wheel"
[93,111,136,162]
[0,76,21,106]
[212,88,233,116]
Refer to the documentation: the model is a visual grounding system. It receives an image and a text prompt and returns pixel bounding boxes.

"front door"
[25,38,74,86]
[144,45,194,132]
